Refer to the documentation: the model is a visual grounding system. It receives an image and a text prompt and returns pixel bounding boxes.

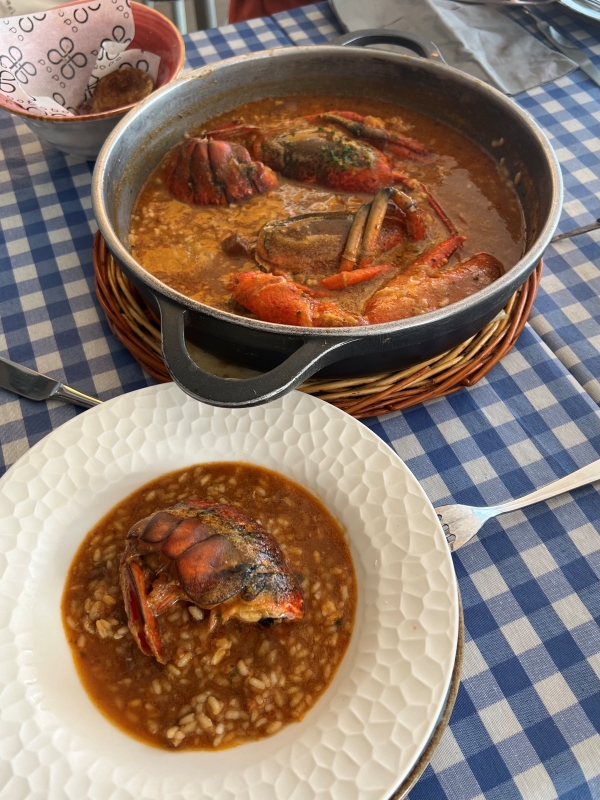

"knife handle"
[54,384,103,408]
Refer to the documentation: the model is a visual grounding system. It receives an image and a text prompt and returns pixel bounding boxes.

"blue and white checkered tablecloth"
[0,4,599,800]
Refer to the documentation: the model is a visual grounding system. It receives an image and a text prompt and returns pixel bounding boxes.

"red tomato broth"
[129,94,524,321]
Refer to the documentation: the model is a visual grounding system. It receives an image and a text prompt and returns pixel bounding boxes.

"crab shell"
[252,121,395,194]
[255,211,406,282]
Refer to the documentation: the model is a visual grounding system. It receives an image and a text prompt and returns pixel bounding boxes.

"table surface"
[0,3,599,799]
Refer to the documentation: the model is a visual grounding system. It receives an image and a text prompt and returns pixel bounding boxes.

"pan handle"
[157,295,356,408]
[331,29,445,63]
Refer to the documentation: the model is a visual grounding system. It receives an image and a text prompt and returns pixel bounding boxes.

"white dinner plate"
[0,385,459,800]
[558,0,600,22]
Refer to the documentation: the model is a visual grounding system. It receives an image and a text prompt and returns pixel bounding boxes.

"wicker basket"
[93,233,541,418]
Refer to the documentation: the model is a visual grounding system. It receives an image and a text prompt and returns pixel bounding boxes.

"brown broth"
[62,462,357,751]
[130,94,524,318]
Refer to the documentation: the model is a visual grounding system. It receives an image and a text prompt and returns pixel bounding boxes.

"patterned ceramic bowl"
[0,2,185,161]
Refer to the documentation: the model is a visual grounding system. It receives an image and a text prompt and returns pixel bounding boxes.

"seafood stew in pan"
[62,462,357,750]
[129,95,525,328]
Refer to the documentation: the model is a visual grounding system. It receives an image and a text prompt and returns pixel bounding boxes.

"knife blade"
[530,15,600,88]
[0,356,102,408]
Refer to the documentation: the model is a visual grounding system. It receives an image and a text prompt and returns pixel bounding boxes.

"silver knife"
[551,218,600,242]
[0,356,102,408]
[527,13,600,88]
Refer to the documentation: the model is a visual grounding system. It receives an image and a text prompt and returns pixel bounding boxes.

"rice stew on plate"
[62,462,357,750]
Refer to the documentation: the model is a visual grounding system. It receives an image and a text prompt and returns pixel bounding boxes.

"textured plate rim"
[0,385,459,800]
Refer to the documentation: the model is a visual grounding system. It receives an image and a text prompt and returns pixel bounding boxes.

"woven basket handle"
[157,295,356,408]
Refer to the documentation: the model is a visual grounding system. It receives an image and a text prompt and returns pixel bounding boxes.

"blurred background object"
[0,0,313,32]
[227,0,311,23]
[0,0,223,32]
[136,0,219,34]
[0,0,61,12]
[142,0,313,31]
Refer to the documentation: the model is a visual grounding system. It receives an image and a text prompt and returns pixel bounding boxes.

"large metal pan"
[92,33,562,407]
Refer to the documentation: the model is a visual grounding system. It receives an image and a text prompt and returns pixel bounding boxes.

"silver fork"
[436,459,600,551]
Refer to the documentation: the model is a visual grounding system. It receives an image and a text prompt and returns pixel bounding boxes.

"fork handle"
[489,459,600,516]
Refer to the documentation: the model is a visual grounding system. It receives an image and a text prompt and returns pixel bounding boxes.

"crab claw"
[311,111,432,164]
[319,263,395,289]
[365,245,501,324]
[229,271,368,327]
